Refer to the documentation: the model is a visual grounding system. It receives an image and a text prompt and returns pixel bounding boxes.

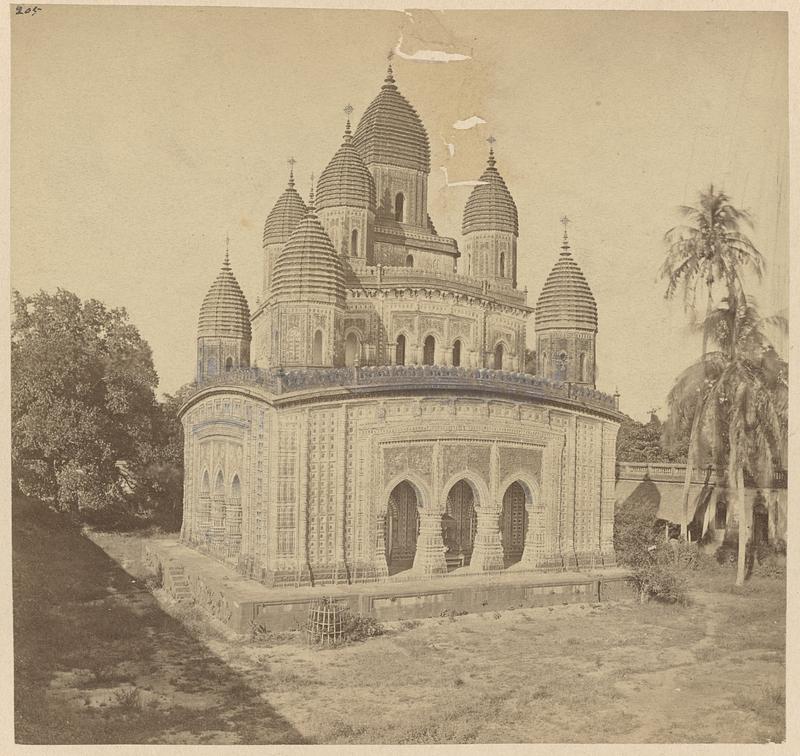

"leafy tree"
[666,301,787,585]
[660,186,765,537]
[11,289,162,517]
[616,413,688,463]
[128,382,196,530]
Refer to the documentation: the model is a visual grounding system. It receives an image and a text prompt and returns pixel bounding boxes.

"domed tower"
[261,162,307,297]
[196,249,251,382]
[352,64,430,229]
[316,110,377,260]
[535,220,598,387]
[269,188,346,368]
[462,140,519,286]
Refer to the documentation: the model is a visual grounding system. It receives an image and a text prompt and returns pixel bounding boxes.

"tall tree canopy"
[11,289,186,521]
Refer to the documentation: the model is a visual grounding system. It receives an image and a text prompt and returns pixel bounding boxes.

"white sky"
[11,7,788,421]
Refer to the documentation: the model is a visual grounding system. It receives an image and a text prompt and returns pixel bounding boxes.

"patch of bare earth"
[15,498,785,744]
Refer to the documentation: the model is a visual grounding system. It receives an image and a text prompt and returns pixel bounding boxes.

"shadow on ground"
[12,495,306,745]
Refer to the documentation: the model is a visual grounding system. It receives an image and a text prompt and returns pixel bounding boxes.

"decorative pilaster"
[413,510,447,575]
[373,512,390,579]
[470,507,505,571]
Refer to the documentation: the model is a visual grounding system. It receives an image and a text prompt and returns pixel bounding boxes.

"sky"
[10,7,789,421]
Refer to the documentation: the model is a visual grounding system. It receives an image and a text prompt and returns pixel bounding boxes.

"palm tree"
[660,186,766,538]
[666,302,787,585]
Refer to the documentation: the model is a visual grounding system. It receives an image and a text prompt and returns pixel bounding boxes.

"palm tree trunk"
[731,442,747,587]
[680,408,703,540]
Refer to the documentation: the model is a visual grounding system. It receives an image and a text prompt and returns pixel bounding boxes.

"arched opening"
[405,254,414,268]
[312,329,323,364]
[423,335,436,366]
[556,351,568,382]
[500,482,529,565]
[227,473,242,546]
[395,334,406,366]
[200,470,210,496]
[231,474,241,498]
[493,343,504,370]
[443,480,477,567]
[351,228,359,257]
[207,357,217,377]
[225,356,233,372]
[385,481,419,575]
[214,470,224,495]
[212,469,225,532]
[452,339,462,368]
[499,251,505,277]
[579,353,587,382]
[394,192,405,222]
[344,332,360,367]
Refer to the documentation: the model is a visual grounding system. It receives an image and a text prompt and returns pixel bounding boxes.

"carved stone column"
[373,512,390,579]
[470,506,505,571]
[520,507,546,568]
[412,510,447,575]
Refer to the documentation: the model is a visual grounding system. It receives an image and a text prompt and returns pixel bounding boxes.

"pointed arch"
[312,329,323,364]
[423,334,436,366]
[225,356,233,372]
[452,339,462,368]
[230,473,241,498]
[214,469,225,494]
[351,228,359,257]
[405,254,414,268]
[499,251,505,277]
[395,333,406,366]
[394,192,405,222]
[345,331,360,367]
[200,469,210,495]
[493,342,504,370]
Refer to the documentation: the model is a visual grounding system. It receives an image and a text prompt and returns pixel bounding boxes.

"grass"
[14,494,786,744]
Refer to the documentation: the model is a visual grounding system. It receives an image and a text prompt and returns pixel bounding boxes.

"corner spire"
[560,215,571,252]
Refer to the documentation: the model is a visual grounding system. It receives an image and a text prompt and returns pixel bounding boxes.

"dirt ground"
[14,497,785,744]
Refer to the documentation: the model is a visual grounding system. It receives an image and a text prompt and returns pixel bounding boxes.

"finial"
[343,104,353,140]
[308,172,315,209]
[384,53,395,85]
[486,135,497,167]
[224,233,230,265]
[560,215,571,251]
[287,156,296,187]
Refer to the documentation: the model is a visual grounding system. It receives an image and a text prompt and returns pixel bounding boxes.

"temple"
[178,64,623,586]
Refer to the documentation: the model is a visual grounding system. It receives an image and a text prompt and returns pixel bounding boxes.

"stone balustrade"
[616,461,787,489]
[188,364,621,414]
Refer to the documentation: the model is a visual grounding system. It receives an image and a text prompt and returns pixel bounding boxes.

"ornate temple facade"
[179,64,623,586]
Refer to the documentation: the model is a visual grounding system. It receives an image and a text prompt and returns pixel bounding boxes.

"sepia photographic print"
[7,2,795,749]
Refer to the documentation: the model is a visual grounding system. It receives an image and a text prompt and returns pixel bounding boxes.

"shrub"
[631,559,689,605]
[341,612,385,642]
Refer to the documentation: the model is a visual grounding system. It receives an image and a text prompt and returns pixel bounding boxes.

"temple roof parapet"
[346,262,530,309]
[182,364,621,417]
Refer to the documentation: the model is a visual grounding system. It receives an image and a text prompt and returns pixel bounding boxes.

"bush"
[631,559,690,605]
[341,612,385,642]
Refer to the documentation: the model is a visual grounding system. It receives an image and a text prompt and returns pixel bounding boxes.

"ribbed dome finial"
[263,163,307,247]
[384,58,395,87]
[486,135,497,168]
[462,140,518,236]
[198,245,251,340]
[535,223,598,332]
[560,215,571,252]
[352,60,430,173]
